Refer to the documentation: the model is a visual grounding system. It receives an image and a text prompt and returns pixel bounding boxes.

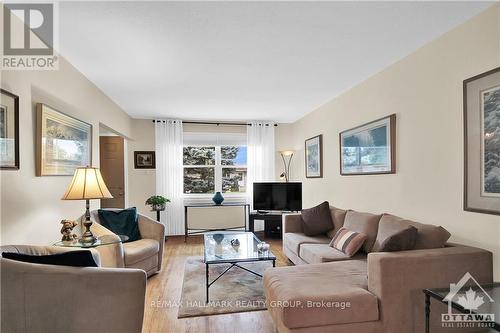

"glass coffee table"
[204,231,276,303]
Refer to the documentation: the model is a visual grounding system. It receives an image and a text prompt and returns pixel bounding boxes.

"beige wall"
[275,4,500,278]
[0,57,132,245]
[128,119,156,219]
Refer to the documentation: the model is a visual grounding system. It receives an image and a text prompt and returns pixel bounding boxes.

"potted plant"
[145,195,170,212]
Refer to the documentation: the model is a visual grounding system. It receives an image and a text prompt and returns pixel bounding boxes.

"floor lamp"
[280,150,294,182]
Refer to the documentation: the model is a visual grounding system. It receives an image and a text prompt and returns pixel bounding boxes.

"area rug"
[177,256,271,318]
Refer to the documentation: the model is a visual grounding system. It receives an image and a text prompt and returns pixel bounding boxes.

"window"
[183,145,247,195]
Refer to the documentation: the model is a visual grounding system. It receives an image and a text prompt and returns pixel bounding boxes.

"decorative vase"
[212,192,224,205]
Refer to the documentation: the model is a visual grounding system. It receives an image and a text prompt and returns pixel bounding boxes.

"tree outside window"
[183,145,247,194]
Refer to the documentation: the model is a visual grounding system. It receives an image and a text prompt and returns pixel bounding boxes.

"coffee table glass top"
[204,231,276,264]
[53,235,129,248]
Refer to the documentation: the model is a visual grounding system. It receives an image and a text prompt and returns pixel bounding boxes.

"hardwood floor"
[142,234,290,333]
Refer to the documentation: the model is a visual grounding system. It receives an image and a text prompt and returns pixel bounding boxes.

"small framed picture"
[305,134,323,178]
[340,114,396,175]
[134,151,155,169]
[0,89,19,170]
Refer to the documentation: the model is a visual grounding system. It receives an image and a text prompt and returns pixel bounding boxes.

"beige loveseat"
[264,206,493,333]
[90,209,165,276]
[1,245,146,333]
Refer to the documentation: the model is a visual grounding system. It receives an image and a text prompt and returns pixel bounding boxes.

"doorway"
[99,136,125,208]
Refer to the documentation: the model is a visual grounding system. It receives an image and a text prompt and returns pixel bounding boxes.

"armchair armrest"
[282,213,304,234]
[367,245,493,333]
[83,215,125,268]
[137,214,165,270]
[1,259,146,333]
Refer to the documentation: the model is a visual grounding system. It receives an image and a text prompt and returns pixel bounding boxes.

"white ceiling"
[59,1,493,123]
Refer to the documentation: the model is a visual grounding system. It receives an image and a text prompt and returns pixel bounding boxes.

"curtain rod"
[151,120,277,127]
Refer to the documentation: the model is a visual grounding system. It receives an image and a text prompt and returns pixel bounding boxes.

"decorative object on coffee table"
[145,195,170,222]
[213,233,224,244]
[464,67,500,215]
[340,114,396,175]
[60,219,78,242]
[0,89,19,170]
[61,167,113,244]
[36,103,92,176]
[279,150,294,182]
[212,191,224,205]
[134,151,155,169]
[230,238,240,248]
[257,241,270,253]
[305,135,323,178]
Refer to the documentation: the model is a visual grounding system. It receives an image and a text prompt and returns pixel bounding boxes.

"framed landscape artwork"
[134,151,155,169]
[464,67,500,215]
[0,89,19,169]
[340,114,396,175]
[36,103,92,176]
[305,134,323,178]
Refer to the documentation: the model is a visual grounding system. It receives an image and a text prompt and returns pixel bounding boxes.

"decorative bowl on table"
[213,233,224,244]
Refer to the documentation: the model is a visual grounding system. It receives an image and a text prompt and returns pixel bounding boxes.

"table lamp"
[62,167,113,244]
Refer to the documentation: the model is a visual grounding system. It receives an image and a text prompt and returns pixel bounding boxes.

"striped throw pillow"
[329,227,367,257]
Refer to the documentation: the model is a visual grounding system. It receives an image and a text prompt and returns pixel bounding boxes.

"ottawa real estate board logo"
[2,2,58,70]
[441,272,495,329]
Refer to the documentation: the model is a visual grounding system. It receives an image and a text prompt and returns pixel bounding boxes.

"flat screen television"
[253,182,302,212]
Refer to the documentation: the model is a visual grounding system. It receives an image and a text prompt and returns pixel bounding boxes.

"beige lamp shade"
[280,150,294,156]
[62,167,113,200]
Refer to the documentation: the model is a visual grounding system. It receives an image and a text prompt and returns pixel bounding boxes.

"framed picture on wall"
[36,103,92,176]
[305,134,323,178]
[340,114,396,175]
[134,151,155,169]
[464,67,500,215]
[0,89,19,170]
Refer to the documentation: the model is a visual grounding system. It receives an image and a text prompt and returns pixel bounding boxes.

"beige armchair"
[89,209,165,277]
[1,245,146,333]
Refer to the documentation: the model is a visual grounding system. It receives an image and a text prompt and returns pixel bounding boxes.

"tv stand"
[257,210,269,214]
[249,211,285,239]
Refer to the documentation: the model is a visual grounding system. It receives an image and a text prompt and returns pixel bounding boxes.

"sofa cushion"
[283,232,330,256]
[378,226,418,252]
[326,206,348,238]
[343,211,382,253]
[123,239,159,265]
[330,227,367,256]
[98,207,141,242]
[263,260,378,329]
[300,243,367,264]
[373,214,451,251]
[1,250,98,267]
[301,201,334,236]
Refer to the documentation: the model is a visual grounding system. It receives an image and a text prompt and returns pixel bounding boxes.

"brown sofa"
[264,207,493,333]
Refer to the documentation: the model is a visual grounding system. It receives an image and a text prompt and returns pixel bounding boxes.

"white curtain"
[247,122,276,209]
[155,119,184,235]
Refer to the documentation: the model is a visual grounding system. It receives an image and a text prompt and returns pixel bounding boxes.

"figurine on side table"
[60,219,78,242]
